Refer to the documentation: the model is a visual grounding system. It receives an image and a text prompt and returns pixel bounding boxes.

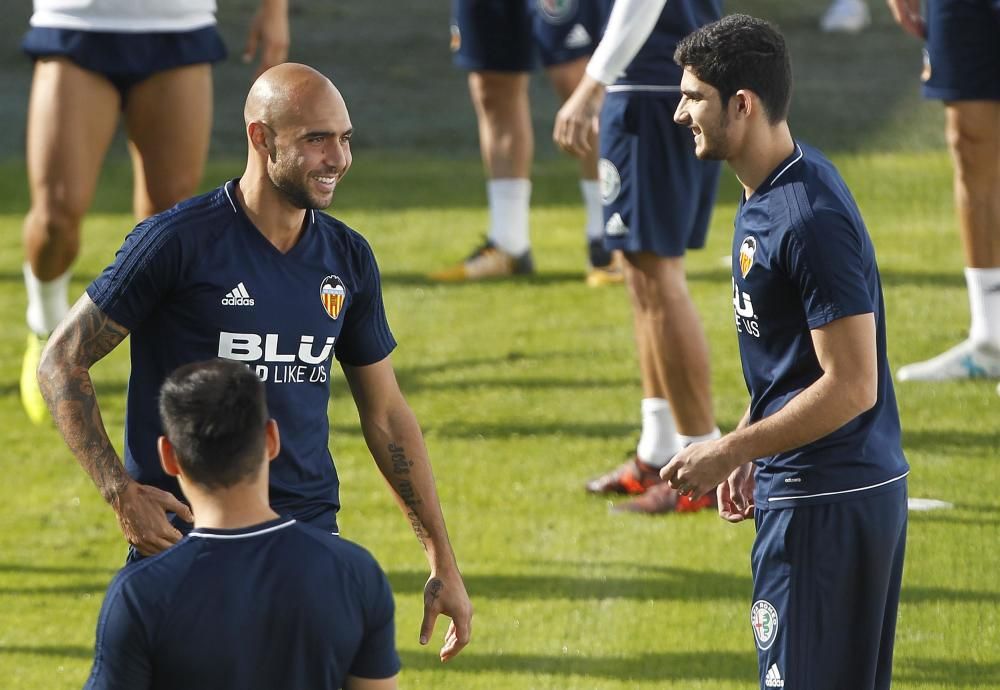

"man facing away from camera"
[84,358,399,690]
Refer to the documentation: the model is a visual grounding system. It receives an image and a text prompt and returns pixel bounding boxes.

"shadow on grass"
[894,658,1000,686]
[879,270,967,289]
[0,582,108,596]
[424,421,636,440]
[902,429,1000,454]
[399,649,754,681]
[395,375,636,392]
[388,567,750,602]
[0,645,92,660]
[0,562,115,576]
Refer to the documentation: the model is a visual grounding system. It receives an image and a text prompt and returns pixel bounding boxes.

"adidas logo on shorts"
[222,282,255,306]
[765,663,784,687]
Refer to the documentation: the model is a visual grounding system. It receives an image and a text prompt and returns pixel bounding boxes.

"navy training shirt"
[84,517,400,690]
[594,0,722,87]
[87,181,396,527]
[731,143,909,508]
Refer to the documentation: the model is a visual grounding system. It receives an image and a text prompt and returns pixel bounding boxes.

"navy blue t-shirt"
[84,517,400,690]
[732,143,909,507]
[594,0,722,87]
[87,181,396,527]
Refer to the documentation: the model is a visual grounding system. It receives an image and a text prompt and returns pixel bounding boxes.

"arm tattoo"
[388,442,429,549]
[38,297,131,503]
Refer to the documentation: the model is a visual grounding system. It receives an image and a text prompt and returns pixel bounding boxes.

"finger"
[242,30,259,64]
[419,606,438,646]
[156,490,195,523]
[659,459,679,483]
[440,620,470,662]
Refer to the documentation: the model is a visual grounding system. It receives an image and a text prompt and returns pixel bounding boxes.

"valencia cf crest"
[739,236,757,278]
[320,275,346,320]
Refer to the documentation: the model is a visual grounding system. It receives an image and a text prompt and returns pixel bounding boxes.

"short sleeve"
[348,563,401,679]
[86,217,182,331]
[335,239,396,366]
[83,576,152,690]
[781,205,875,330]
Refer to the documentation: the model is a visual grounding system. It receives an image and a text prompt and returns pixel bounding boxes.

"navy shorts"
[750,481,907,690]
[922,0,1000,101]
[450,0,598,72]
[22,26,227,103]
[598,89,720,257]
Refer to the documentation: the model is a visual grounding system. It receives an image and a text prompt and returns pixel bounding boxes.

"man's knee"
[25,196,86,247]
[625,252,689,311]
[470,72,529,118]
[945,104,1000,179]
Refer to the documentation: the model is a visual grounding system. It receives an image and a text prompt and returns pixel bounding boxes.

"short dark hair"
[159,359,268,489]
[674,14,792,124]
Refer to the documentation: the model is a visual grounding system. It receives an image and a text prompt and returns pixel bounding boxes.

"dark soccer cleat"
[428,239,534,282]
[585,456,663,495]
[612,482,717,514]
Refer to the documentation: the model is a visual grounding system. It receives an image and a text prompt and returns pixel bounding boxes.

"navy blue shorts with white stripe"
[750,480,907,690]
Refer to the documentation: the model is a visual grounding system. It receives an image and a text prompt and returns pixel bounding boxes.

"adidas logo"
[221,282,255,306]
[765,663,784,688]
[564,23,592,49]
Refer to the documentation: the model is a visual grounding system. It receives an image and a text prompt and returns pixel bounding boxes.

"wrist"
[101,474,134,507]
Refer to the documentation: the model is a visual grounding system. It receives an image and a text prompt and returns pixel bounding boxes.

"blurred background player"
[431,0,623,286]
[84,359,400,690]
[554,0,722,513]
[889,0,1000,384]
[19,0,290,424]
[666,16,908,688]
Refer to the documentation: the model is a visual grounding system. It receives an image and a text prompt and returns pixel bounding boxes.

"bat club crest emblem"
[320,275,346,320]
[739,237,757,279]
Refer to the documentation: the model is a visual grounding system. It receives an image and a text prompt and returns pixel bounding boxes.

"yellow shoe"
[428,239,534,282]
[586,245,625,287]
[21,332,49,425]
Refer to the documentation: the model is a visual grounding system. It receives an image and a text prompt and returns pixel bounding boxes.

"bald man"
[38,63,472,663]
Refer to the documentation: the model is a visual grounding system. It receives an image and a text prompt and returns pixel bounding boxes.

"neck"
[237,164,309,253]
[730,121,796,198]
[184,477,279,530]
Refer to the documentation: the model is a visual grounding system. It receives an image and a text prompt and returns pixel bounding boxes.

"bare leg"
[467,70,532,179]
[896,101,1000,381]
[125,63,213,219]
[23,58,120,282]
[945,101,1000,269]
[625,251,715,435]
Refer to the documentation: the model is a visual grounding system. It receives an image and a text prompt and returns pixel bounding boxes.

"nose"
[325,140,350,171]
[673,99,690,126]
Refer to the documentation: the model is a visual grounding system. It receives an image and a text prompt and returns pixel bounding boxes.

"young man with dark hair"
[84,358,399,690]
[39,63,471,661]
[664,14,909,690]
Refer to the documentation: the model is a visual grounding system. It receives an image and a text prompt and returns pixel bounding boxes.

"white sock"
[965,267,1000,346]
[24,263,70,336]
[636,398,680,468]
[579,179,603,242]
[677,427,722,448]
[487,178,531,257]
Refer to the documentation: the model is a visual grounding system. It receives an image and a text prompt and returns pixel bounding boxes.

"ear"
[732,90,754,120]
[248,121,276,161]
[264,419,281,463]
[159,436,181,478]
